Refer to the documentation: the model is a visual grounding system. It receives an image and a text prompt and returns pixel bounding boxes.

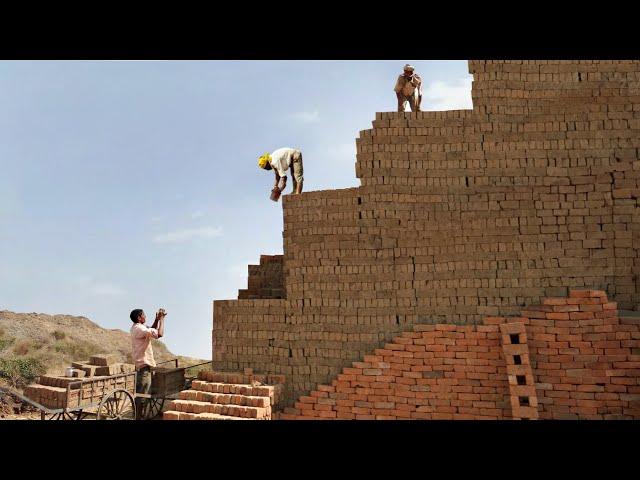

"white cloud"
[90,283,125,296]
[152,226,223,244]
[150,215,163,223]
[423,76,473,111]
[290,110,320,123]
[190,210,205,219]
[74,276,125,297]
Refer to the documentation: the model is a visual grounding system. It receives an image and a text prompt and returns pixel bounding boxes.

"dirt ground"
[0,389,41,420]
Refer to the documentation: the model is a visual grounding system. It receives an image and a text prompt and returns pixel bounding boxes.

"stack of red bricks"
[277,323,511,420]
[23,354,136,410]
[163,369,285,420]
[277,290,639,420]
[213,60,640,408]
[518,290,639,419]
[238,255,284,300]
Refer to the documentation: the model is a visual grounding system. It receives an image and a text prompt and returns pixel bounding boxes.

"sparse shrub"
[12,340,31,356]
[52,330,66,341]
[32,339,49,350]
[0,336,15,353]
[54,339,102,359]
[0,357,46,388]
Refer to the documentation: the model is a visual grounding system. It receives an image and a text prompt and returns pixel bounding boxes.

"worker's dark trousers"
[135,365,152,417]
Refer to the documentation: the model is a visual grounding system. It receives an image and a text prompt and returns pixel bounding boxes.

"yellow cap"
[258,153,271,169]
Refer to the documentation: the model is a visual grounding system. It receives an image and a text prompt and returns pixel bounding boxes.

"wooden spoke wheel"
[43,411,78,421]
[70,410,95,420]
[139,397,165,420]
[97,389,136,420]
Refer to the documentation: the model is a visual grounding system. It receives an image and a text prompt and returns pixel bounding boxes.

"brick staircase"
[163,370,285,420]
[237,254,284,300]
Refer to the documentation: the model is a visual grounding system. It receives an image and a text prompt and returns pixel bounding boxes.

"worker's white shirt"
[130,323,158,370]
[269,147,297,177]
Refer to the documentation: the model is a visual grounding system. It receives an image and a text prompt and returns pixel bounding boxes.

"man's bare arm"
[278,175,287,192]
[157,314,165,338]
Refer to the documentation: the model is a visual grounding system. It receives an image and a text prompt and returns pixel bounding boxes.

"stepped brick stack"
[162,369,284,420]
[238,255,285,300]
[213,60,640,409]
[278,290,639,420]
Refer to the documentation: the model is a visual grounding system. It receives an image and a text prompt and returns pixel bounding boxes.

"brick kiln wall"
[279,290,640,420]
[213,60,640,407]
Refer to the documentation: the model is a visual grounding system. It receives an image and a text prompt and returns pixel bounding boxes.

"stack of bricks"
[23,354,136,410]
[277,322,512,419]
[238,255,285,299]
[278,290,639,420]
[163,369,284,420]
[517,289,639,419]
[24,378,82,410]
[213,60,640,407]
[72,354,136,377]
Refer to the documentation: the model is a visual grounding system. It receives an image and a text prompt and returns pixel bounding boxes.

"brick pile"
[278,290,639,419]
[517,289,639,419]
[213,60,640,407]
[23,354,136,410]
[238,255,284,299]
[162,369,284,420]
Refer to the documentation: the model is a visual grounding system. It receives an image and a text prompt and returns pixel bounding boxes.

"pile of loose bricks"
[212,60,640,411]
[24,354,136,410]
[277,290,639,419]
[163,369,285,420]
[238,255,285,300]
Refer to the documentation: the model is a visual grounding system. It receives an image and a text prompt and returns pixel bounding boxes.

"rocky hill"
[0,310,204,384]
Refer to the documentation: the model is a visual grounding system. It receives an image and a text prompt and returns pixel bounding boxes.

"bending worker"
[394,64,423,112]
[258,147,304,201]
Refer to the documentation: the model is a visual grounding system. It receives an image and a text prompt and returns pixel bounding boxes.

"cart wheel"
[139,397,165,420]
[44,411,77,420]
[97,389,136,420]
[44,412,64,420]
[70,410,94,421]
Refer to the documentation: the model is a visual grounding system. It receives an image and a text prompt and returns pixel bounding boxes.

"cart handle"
[183,360,213,370]
[0,386,58,415]
[156,358,179,368]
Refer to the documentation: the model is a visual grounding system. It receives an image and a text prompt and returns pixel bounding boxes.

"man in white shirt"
[258,147,304,201]
[130,308,166,416]
[394,64,423,112]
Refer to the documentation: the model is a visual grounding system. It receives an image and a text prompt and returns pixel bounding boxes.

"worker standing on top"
[394,64,423,112]
[258,147,304,201]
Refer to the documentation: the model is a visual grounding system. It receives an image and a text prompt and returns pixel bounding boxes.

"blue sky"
[0,60,472,359]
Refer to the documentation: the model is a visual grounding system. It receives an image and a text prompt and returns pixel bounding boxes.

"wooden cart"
[5,358,213,420]
[136,359,186,420]
[7,371,138,420]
